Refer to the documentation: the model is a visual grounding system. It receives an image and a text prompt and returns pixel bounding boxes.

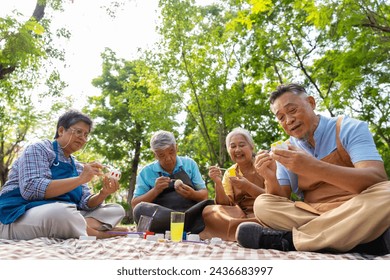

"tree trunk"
[32,1,46,21]
[124,132,142,224]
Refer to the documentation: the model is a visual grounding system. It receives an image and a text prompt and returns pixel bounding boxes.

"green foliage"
[0,95,39,185]
[157,0,280,177]
[1,17,44,64]
[235,0,390,173]
[2,0,389,195]
[0,1,73,185]
[84,48,180,216]
[155,0,390,189]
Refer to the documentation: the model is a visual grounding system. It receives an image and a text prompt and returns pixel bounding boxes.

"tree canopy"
[0,0,69,185]
[1,0,389,222]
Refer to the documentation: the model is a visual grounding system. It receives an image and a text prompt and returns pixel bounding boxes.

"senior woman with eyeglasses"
[0,109,126,240]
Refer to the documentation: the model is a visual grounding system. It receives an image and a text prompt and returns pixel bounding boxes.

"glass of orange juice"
[170,212,185,242]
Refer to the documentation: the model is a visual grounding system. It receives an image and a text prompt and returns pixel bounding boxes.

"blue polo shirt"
[133,156,206,198]
[276,115,382,197]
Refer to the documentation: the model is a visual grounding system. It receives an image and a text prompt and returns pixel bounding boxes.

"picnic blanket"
[1,236,389,260]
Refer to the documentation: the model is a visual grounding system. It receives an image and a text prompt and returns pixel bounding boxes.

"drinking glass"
[170,212,185,242]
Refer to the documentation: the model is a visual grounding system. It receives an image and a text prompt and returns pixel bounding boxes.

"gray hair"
[269,83,307,104]
[54,109,93,139]
[150,130,176,152]
[225,127,255,150]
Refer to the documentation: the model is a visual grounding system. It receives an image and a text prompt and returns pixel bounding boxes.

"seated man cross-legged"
[131,130,213,234]
[237,83,390,255]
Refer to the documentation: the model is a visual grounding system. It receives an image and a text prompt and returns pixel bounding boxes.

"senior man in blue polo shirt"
[236,83,390,255]
[131,130,213,234]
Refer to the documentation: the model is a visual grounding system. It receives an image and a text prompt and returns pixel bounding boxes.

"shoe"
[236,222,293,251]
[349,227,390,256]
[381,227,390,255]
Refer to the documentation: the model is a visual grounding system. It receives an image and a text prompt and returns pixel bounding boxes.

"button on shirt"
[0,139,93,210]
[133,156,206,198]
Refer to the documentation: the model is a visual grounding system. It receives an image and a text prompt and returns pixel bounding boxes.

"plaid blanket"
[1,237,389,260]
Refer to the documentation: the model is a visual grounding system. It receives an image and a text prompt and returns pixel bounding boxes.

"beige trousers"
[0,202,125,240]
[253,181,390,252]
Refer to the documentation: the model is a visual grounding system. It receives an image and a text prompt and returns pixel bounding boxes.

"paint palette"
[108,168,121,180]
[103,165,121,180]
[228,168,236,177]
[271,140,288,151]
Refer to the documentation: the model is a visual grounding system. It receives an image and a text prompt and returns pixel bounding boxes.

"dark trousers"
[133,199,214,234]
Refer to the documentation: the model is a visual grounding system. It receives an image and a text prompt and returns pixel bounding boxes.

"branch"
[360,23,390,33]
[32,1,46,22]
[287,36,335,117]
[357,6,390,33]
[0,1,47,80]
[0,66,16,80]
[180,49,218,162]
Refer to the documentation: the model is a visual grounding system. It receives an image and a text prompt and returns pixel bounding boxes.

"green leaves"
[157,0,281,175]
[24,19,45,35]
[1,0,389,189]
[156,0,390,176]
[250,0,273,14]
[86,48,179,168]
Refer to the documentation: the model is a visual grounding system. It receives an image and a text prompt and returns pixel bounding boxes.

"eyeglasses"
[69,127,89,140]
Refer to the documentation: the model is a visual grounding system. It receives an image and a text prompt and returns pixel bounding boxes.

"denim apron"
[0,141,82,224]
[152,168,198,212]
